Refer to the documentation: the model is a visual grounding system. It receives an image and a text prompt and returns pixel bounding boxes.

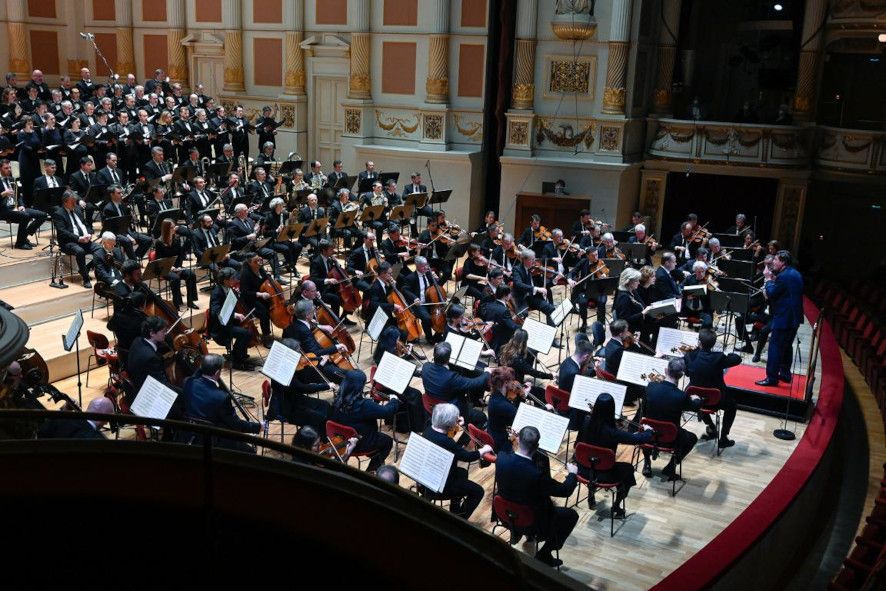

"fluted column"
[6,0,30,78]
[348,0,372,100]
[283,1,305,95]
[792,0,827,122]
[511,0,537,110]
[115,0,135,76]
[166,0,188,85]
[601,0,632,114]
[653,0,682,114]
[223,0,244,92]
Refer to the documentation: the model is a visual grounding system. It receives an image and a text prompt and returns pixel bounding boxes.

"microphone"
[79,32,95,40]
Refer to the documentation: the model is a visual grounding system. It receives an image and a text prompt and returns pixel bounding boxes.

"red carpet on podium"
[725,364,807,400]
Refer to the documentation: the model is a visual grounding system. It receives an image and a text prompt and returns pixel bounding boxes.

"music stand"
[198,244,231,290]
[84,183,109,207]
[334,210,358,230]
[717,277,751,294]
[304,217,329,239]
[729,248,754,262]
[388,204,414,225]
[277,222,305,242]
[150,208,184,236]
[142,256,176,294]
[102,215,131,236]
[601,259,626,277]
[710,290,749,351]
[357,177,377,195]
[713,233,744,248]
[620,242,648,262]
[33,187,65,214]
[443,240,471,262]
[279,160,304,176]
[333,174,355,191]
[208,162,232,180]
[196,207,223,222]
[429,189,452,210]
[359,205,385,225]
[172,165,196,186]
[718,259,755,281]
[405,192,429,210]
[610,231,632,243]
[379,172,400,186]
[586,277,619,299]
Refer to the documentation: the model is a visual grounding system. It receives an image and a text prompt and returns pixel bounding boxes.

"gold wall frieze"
[453,113,483,141]
[375,110,420,137]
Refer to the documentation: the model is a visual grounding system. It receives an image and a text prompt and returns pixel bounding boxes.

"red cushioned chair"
[326,420,374,470]
[492,495,559,570]
[422,393,446,417]
[545,384,575,452]
[573,443,621,537]
[596,367,617,382]
[686,385,723,456]
[633,417,683,496]
[85,330,120,390]
[260,378,289,449]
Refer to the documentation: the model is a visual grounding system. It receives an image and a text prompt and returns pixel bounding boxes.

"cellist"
[209,267,256,370]
[401,255,440,345]
[283,299,347,385]
[238,254,275,348]
[309,239,356,325]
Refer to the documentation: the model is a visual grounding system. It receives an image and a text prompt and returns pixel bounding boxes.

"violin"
[506,298,525,326]
[689,222,712,244]
[670,342,698,354]
[644,235,659,249]
[505,380,525,402]
[505,245,519,261]
[533,226,552,241]
[607,245,626,260]
[260,276,293,329]
[386,278,424,342]
[624,332,656,355]
[589,259,609,279]
[530,261,561,279]
[316,433,358,461]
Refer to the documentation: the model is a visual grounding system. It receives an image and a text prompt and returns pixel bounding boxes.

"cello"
[328,260,362,314]
[137,283,206,384]
[315,297,356,354]
[311,323,357,371]
[386,277,424,342]
[260,276,293,329]
[425,271,448,335]
[228,279,262,348]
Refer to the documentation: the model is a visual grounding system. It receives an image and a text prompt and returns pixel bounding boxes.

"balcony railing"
[815,126,886,175]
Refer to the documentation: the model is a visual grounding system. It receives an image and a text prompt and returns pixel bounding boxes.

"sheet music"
[367,306,388,342]
[569,375,628,416]
[647,298,679,317]
[550,298,574,327]
[62,309,84,352]
[130,375,178,420]
[399,433,455,494]
[656,327,700,356]
[523,318,557,355]
[511,403,569,454]
[616,351,670,386]
[683,284,707,296]
[261,340,302,386]
[375,351,416,395]
[220,288,237,326]
[444,332,483,370]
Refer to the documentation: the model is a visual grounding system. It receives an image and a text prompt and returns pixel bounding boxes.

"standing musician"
[331,370,399,472]
[480,284,522,354]
[641,359,702,480]
[685,328,741,449]
[209,268,255,370]
[225,202,285,283]
[670,221,698,263]
[181,354,261,453]
[511,249,557,327]
[309,240,354,324]
[422,342,489,429]
[346,230,382,293]
[0,158,47,250]
[357,160,378,183]
[262,196,302,275]
[402,255,442,344]
[282,299,348,385]
[680,261,714,329]
[329,188,359,249]
[193,213,241,273]
[495,425,578,568]
[102,185,152,261]
[93,232,126,287]
[238,254,276,348]
[229,105,253,158]
[297,192,326,251]
[460,243,490,301]
[568,247,608,333]
[52,190,101,288]
[489,232,517,277]
[153,219,198,310]
[255,106,281,150]
[192,108,216,159]
[755,250,803,387]
[421,403,493,520]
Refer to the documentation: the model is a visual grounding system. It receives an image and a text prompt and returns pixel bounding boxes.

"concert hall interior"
[0,0,884,588]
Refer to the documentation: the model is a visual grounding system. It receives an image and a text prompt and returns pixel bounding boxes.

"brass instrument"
[238,154,247,178]
[310,170,327,190]
[199,156,211,177]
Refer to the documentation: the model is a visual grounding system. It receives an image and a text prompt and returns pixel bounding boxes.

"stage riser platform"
[734,388,811,423]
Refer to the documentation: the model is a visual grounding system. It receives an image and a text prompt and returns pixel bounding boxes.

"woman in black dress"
[372,325,426,431]
[153,219,198,309]
[497,328,553,406]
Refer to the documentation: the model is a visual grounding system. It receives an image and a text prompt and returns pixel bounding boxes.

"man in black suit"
[346,230,381,293]
[37,396,113,440]
[75,67,97,99]
[101,185,152,260]
[93,231,127,286]
[132,109,155,170]
[282,299,347,384]
[496,425,578,567]
[480,285,521,353]
[142,146,173,185]
[309,240,350,322]
[225,202,284,282]
[67,156,102,223]
[601,319,631,375]
[421,403,493,520]
[511,249,557,328]
[96,151,127,187]
[108,289,147,365]
[193,213,241,274]
[357,160,378,184]
[0,158,48,249]
[685,329,742,449]
[328,188,358,249]
[401,256,440,344]
[653,251,682,301]
[641,359,702,479]
[297,192,326,251]
[247,166,274,205]
[184,175,216,221]
[326,160,348,191]
[209,268,254,370]
[680,261,713,329]
[364,261,416,332]
[126,315,184,410]
[669,222,698,264]
[261,197,302,274]
[52,191,101,287]
[421,342,488,428]
[32,158,64,193]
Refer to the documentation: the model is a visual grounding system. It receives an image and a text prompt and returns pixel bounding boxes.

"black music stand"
[601,259,626,277]
[429,189,452,210]
[102,215,131,236]
[142,256,176,297]
[379,172,400,186]
[198,244,231,290]
[33,187,65,214]
[208,162,233,181]
[172,165,196,187]
[712,233,744,248]
[611,231,632,243]
[718,259,755,281]
[150,208,184,236]
[279,160,304,176]
[620,242,648,263]
[717,277,751,294]
[359,205,385,226]
[84,183,109,208]
[357,177,378,195]
[333,174,356,191]
[304,217,329,239]
[729,248,754,262]
[405,192,429,210]
[388,204,414,226]
[710,290,749,352]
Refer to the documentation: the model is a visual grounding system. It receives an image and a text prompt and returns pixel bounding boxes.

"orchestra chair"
[4,220,14,247]
[115,371,149,441]
[573,443,622,537]
[260,378,289,449]
[596,367,617,382]
[686,385,723,456]
[368,365,408,459]
[492,495,560,571]
[325,419,375,470]
[632,418,683,496]
[91,280,115,318]
[421,393,446,421]
[85,330,120,390]
[544,384,575,453]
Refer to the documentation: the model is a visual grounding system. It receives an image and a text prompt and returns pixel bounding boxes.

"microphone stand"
[773,333,801,441]
[80,32,118,86]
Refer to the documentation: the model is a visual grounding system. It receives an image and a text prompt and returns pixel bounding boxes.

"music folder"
[131,375,178,420]
[511,403,569,454]
[404,192,429,209]
[198,243,230,266]
[102,215,131,236]
[261,341,302,387]
[374,351,416,395]
[400,433,455,494]
[522,318,557,355]
[569,375,628,416]
[444,333,483,371]
[334,210,358,229]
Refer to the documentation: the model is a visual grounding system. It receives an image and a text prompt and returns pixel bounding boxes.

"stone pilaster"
[426,35,449,103]
[792,0,827,122]
[511,0,538,110]
[349,32,371,99]
[284,32,306,95]
[222,0,244,92]
[166,0,188,85]
[6,0,30,78]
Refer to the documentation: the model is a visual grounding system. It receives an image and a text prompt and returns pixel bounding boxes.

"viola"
[315,298,356,354]
[386,279,424,342]
[589,259,609,279]
[260,276,293,329]
[505,380,525,402]
[327,260,362,314]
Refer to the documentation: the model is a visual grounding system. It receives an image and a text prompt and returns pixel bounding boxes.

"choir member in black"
[357,160,378,183]
[17,115,42,202]
[238,254,275,347]
[93,232,126,287]
[229,105,252,157]
[68,155,100,223]
[614,267,653,335]
[495,425,578,567]
[130,110,154,173]
[511,249,557,326]
[486,367,520,452]
[266,337,331,432]
[380,223,412,272]
[328,369,398,472]
[87,110,114,167]
[52,190,101,287]
[225,202,284,283]
[460,243,489,301]
[297,192,326,251]
[97,151,127,188]
[0,158,47,249]
[421,341,489,429]
[372,325,427,431]
[401,256,440,344]
[39,112,63,166]
[680,261,714,328]
[328,188,358,249]
[101,185,152,261]
[489,233,517,278]
[346,230,381,293]
[422,403,493,519]
[209,268,255,370]
[684,329,742,448]
[498,329,556,406]
[577,392,653,512]
[192,213,241,273]
[480,284,521,354]
[670,221,697,264]
[192,108,216,160]
[283,299,348,384]
[211,110,231,157]
[153,219,198,310]
[262,197,302,274]
[641,359,702,479]
[107,290,147,365]
[568,247,608,332]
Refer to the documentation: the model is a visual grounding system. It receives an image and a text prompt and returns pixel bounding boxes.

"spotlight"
[879,33,886,43]
[773,3,784,11]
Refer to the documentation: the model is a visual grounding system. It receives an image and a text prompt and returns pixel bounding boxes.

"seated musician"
[360,180,388,232]
[289,168,308,193]
[184,175,217,221]
[479,284,521,354]
[102,185,152,260]
[238,254,275,348]
[653,251,682,301]
[669,221,697,265]
[460,243,489,301]
[380,223,412,272]
[68,155,100,223]
[402,255,442,344]
[267,337,331,432]
[126,316,184,409]
[477,267,505,318]
[192,214,242,273]
[486,366,520,452]
[444,305,496,366]
[181,353,261,452]
[153,219,198,310]
[328,188,358,249]
[726,213,752,236]
[614,267,652,335]
[684,328,742,449]
[558,334,595,426]
[254,141,276,170]
[495,426,578,567]
[309,240,351,323]
[641,359,702,480]
[627,223,656,267]
[577,392,652,512]
[247,166,274,207]
[600,320,643,381]
[146,186,192,242]
[568,247,608,333]
[0,158,46,251]
[638,265,677,345]
[108,290,147,366]
[113,259,142,303]
[346,230,382,293]
[283,299,347,385]
[290,425,359,464]
[511,249,557,327]
[489,233,517,278]
[37,397,114,440]
[262,197,302,275]
[326,160,349,192]
[297,193,326,251]
[209,268,255,371]
[421,342,488,429]
[498,329,556,410]
[382,178,403,211]
[331,369,399,472]
[142,146,174,185]
[94,231,126,287]
[680,261,714,328]
[418,213,453,283]
[52,190,101,288]
[541,228,577,280]
[225,202,285,283]
[598,232,624,260]
[478,223,499,257]
[473,210,498,237]
[372,325,427,429]
[402,171,433,234]
[517,213,544,250]
[421,403,493,519]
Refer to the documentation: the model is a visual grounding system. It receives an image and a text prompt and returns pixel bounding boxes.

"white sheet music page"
[399,433,455,493]
[655,327,700,356]
[131,375,178,420]
[375,351,415,395]
[616,351,670,386]
[550,299,574,327]
[367,306,389,342]
[511,402,569,454]
[219,288,237,326]
[569,375,628,416]
[523,318,557,355]
[261,340,302,386]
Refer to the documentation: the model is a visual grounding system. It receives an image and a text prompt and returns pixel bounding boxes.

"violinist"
[685,329,741,449]
[283,299,347,385]
[460,243,489,300]
[558,333,594,393]
[598,232,624,260]
[726,213,752,237]
[541,228,577,279]
[154,219,199,310]
[576,392,653,512]
[480,284,522,354]
[627,223,656,266]
[473,210,499,237]
[262,197,302,276]
[568,247,608,332]
[102,184,152,261]
[601,319,645,406]
[623,211,644,232]
[669,221,697,262]
[290,425,357,462]
[309,240,353,324]
[331,369,399,472]
[238,254,276,348]
[489,232,516,276]
[94,232,126,287]
[418,214,453,283]
[421,403,492,519]
[511,250,557,329]
[498,329,556,405]
[486,367,521,451]
[518,213,547,251]
[346,230,381,293]
[422,342,489,430]
[478,222,500,257]
[380,223,413,271]
[572,209,594,241]
[680,261,714,329]
[444,304,495,365]
[372,325,427,431]
[267,337,331,433]
[477,267,506,318]
[679,247,709,276]
[209,268,256,370]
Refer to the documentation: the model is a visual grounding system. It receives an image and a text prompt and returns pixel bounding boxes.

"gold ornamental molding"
[602,87,625,112]
[423,113,444,140]
[425,77,449,97]
[285,71,306,90]
[375,110,419,137]
[544,55,596,100]
[344,108,362,134]
[454,113,483,141]
[509,120,529,146]
[512,83,534,110]
[350,74,370,93]
[535,117,595,149]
